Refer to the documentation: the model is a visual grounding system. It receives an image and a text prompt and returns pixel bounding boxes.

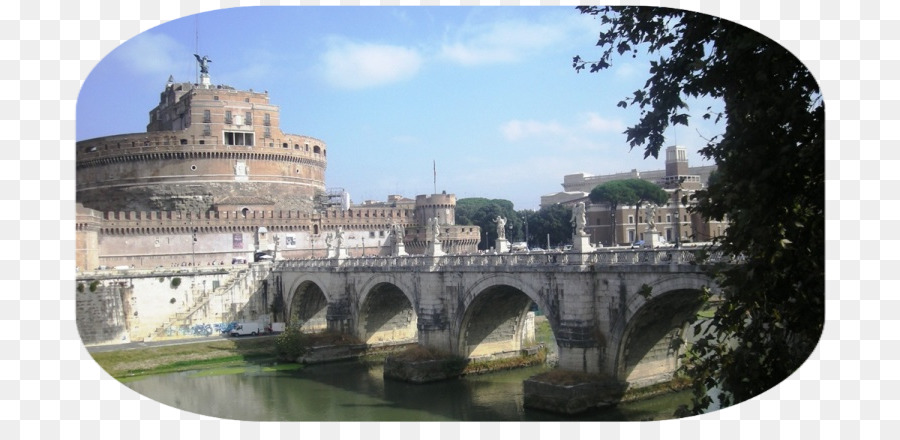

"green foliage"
[575,6,824,412]
[518,204,572,249]
[89,280,99,292]
[274,326,310,361]
[456,198,522,249]
[626,178,669,207]
[170,277,181,289]
[77,283,85,293]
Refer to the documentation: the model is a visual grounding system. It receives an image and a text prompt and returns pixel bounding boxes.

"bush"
[170,277,181,289]
[77,283,84,293]
[89,280,100,292]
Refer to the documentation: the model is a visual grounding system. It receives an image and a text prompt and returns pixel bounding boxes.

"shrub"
[170,277,181,289]
[77,283,84,293]
[89,280,100,292]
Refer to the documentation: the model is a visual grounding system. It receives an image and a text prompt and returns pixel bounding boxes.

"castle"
[76,58,480,271]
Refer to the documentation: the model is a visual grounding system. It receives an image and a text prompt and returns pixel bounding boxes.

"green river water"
[123,360,694,422]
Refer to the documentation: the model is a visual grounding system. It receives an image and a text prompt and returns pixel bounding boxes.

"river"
[123,360,693,422]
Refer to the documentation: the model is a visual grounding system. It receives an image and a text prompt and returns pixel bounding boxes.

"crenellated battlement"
[92,205,417,235]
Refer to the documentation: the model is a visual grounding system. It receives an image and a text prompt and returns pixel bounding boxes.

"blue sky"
[76,6,723,210]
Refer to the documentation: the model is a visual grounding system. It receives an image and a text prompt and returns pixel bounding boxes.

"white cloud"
[500,119,565,141]
[113,32,185,77]
[440,14,591,66]
[317,39,423,89]
[581,112,625,133]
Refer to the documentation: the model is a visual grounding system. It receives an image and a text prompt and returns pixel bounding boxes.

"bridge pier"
[555,319,604,374]
[415,309,453,353]
[325,298,352,334]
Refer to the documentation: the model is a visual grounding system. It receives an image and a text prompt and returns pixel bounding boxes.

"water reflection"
[123,361,691,421]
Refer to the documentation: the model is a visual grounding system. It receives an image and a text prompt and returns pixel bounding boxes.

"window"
[264,113,270,126]
[264,126,270,138]
[180,139,187,145]
[203,110,211,123]
[225,131,254,146]
[225,110,232,125]
[245,112,252,125]
[666,214,671,223]
[203,125,211,136]
[313,145,321,154]
[628,215,634,224]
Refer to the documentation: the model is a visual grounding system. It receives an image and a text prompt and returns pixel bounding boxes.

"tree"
[456,198,521,249]
[625,178,670,241]
[589,180,638,245]
[575,6,824,413]
[522,204,572,250]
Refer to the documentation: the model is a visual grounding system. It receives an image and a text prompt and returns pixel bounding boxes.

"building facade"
[540,146,727,247]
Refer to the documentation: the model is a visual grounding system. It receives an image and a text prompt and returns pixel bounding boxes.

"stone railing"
[274,245,735,271]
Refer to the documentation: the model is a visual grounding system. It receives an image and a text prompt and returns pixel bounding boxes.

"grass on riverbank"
[91,337,280,379]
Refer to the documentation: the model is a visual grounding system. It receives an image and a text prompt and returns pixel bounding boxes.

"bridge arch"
[614,274,714,387]
[355,275,417,346]
[457,274,556,359]
[285,274,333,333]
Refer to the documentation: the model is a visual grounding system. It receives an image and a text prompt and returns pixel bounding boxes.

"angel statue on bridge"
[571,202,587,236]
[493,215,507,240]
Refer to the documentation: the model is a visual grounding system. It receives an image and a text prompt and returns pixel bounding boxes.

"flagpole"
[433,160,437,195]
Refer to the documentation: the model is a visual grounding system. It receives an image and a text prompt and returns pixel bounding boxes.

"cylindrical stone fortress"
[76,79,326,212]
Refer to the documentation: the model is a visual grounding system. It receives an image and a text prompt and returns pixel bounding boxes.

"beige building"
[540,146,726,246]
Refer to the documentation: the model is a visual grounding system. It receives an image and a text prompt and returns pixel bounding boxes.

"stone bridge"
[274,247,727,388]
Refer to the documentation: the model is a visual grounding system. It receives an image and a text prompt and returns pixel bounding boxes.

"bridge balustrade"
[273,246,730,271]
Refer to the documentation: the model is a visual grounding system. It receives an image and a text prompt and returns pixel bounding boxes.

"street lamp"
[191,227,198,269]
[522,211,530,248]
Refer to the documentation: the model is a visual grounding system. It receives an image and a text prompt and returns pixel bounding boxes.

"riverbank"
[90,336,281,379]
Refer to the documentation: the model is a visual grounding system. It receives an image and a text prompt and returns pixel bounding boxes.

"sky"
[76,6,725,211]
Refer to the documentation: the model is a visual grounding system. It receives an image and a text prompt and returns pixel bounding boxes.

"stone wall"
[75,281,129,345]
[76,264,273,344]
